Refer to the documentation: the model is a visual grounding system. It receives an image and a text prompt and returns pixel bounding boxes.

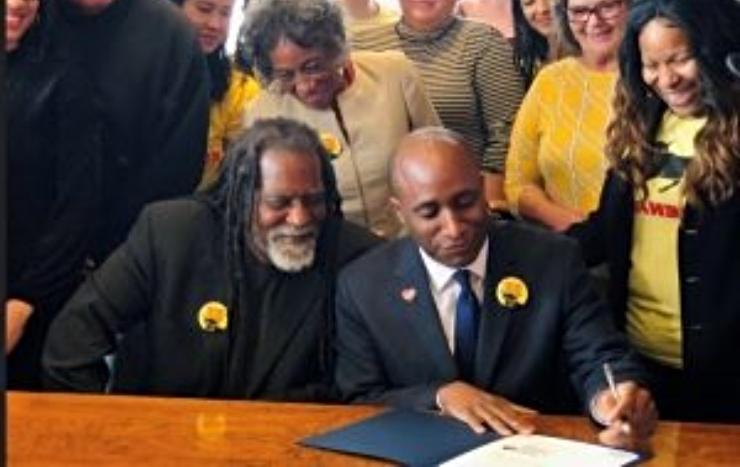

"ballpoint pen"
[603,363,631,435]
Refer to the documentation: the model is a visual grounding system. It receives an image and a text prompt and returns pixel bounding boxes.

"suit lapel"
[475,226,516,387]
[394,241,458,378]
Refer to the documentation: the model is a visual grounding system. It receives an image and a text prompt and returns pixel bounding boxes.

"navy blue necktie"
[453,269,480,382]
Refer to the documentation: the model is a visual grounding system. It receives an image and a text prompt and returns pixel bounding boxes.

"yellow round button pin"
[197,301,228,332]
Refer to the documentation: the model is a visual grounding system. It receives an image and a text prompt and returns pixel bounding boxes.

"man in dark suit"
[334,127,656,449]
[43,118,380,401]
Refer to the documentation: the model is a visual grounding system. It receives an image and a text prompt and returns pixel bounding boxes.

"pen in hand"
[603,363,631,435]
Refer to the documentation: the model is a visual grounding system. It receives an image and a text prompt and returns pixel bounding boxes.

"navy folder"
[300,409,499,466]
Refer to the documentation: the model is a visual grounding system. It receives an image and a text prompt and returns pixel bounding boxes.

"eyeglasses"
[566,0,624,24]
[269,56,343,94]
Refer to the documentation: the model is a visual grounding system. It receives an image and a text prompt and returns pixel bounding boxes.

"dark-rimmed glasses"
[566,0,625,24]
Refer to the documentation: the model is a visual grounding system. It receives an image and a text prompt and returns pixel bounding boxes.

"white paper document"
[440,434,639,467]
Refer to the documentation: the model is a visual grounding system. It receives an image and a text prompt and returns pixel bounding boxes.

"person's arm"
[474,29,525,208]
[5,300,34,354]
[504,73,544,216]
[335,268,538,435]
[565,170,620,266]
[557,239,655,447]
[334,275,444,409]
[42,207,159,392]
[398,53,441,128]
[591,381,657,452]
[436,381,538,435]
[518,184,586,232]
[124,33,209,216]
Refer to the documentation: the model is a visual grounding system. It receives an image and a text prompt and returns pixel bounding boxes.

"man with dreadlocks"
[42,118,381,400]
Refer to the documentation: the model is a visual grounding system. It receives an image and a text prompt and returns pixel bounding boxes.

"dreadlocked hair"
[202,118,343,386]
[205,117,342,284]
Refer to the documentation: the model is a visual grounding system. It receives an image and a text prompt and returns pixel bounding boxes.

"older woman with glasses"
[351,0,525,211]
[505,0,629,231]
[241,0,439,238]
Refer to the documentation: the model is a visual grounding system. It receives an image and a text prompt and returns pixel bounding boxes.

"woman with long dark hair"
[173,0,260,188]
[569,0,740,422]
[6,0,101,388]
[511,0,566,88]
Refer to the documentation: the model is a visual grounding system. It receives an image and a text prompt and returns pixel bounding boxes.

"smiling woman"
[568,0,740,423]
[505,0,630,232]
[240,0,440,238]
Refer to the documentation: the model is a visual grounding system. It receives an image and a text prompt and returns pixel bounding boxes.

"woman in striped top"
[505,0,629,231]
[351,0,525,210]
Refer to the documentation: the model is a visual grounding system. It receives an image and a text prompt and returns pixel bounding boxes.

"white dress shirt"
[418,239,489,353]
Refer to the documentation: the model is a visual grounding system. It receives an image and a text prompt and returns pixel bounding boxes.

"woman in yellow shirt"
[175,0,260,188]
[505,0,629,231]
[569,0,740,421]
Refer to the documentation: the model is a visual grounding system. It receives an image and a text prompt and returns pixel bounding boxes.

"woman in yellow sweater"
[505,0,628,231]
[175,0,260,188]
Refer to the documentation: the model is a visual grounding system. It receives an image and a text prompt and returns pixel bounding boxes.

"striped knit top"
[505,57,617,215]
[350,17,525,173]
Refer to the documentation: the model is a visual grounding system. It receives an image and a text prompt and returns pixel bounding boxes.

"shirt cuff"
[589,392,610,427]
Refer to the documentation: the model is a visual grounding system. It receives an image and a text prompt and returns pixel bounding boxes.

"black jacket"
[568,170,740,379]
[7,28,102,388]
[335,221,647,413]
[46,0,210,260]
[43,199,381,400]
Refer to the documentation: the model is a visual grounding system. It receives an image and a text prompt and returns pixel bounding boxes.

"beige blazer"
[244,50,440,238]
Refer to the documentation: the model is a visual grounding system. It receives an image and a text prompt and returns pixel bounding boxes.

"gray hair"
[239,0,347,82]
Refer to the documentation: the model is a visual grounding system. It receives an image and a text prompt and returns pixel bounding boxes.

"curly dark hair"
[238,0,346,83]
[607,0,740,207]
[512,0,551,88]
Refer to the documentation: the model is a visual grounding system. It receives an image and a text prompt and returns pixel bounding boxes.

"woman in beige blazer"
[241,0,440,238]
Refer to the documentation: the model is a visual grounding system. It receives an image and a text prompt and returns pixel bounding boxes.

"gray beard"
[265,226,318,272]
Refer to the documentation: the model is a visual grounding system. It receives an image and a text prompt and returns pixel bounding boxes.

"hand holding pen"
[592,363,658,452]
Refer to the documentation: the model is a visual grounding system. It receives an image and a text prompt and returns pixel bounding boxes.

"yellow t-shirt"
[626,111,706,369]
[505,57,617,215]
[200,67,260,189]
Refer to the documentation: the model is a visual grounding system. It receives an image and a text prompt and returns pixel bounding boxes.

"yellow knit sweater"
[505,57,617,215]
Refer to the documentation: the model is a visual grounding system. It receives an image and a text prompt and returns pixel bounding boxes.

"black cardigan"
[568,170,740,379]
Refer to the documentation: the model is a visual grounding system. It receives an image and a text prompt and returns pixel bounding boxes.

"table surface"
[7,391,740,466]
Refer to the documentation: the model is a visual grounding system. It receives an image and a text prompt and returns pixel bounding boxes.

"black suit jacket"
[335,221,647,413]
[43,198,380,400]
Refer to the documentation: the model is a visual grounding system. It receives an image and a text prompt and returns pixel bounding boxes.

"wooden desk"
[7,391,740,466]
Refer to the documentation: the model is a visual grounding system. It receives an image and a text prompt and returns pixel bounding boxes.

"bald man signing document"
[334,127,657,450]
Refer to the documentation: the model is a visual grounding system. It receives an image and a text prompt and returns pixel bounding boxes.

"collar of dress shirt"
[418,238,489,294]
